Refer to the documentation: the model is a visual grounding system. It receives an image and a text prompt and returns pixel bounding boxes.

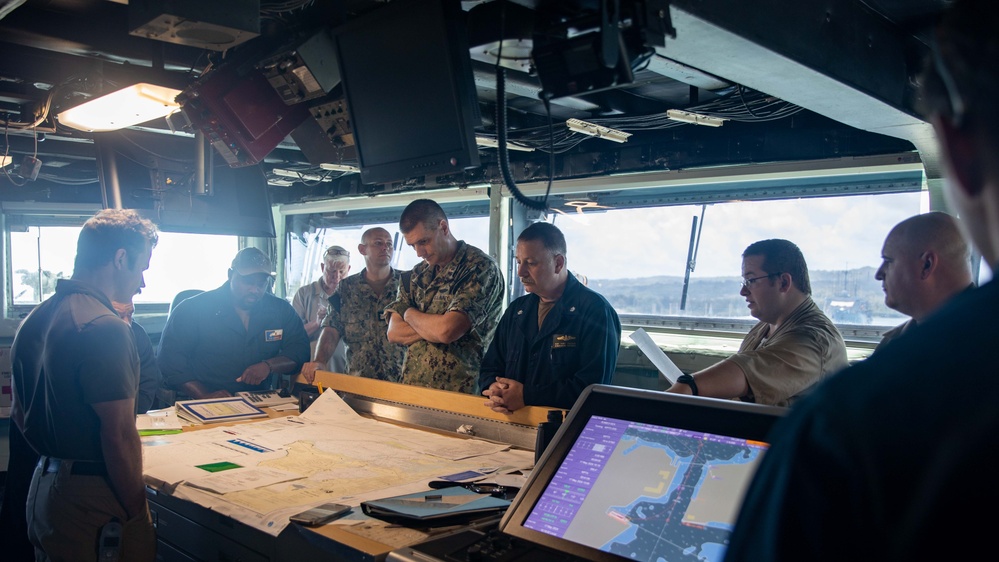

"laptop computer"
[387,384,784,562]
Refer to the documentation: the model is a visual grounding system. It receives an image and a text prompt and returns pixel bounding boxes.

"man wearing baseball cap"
[157,247,310,399]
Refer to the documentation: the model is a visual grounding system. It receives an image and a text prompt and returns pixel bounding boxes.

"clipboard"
[361,486,510,526]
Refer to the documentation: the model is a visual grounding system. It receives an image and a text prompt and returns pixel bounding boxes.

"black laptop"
[387,384,784,562]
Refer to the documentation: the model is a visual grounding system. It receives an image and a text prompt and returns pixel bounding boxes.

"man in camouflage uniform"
[301,227,407,383]
[385,199,504,393]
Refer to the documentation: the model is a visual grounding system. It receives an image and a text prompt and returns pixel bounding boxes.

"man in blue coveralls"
[479,222,621,412]
[157,247,310,399]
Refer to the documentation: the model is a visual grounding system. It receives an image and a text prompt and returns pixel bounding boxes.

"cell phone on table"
[289,502,352,526]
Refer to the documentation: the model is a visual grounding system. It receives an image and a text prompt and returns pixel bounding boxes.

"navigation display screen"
[523,415,769,562]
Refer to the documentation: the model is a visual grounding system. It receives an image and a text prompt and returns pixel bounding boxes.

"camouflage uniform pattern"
[324,268,407,382]
[385,241,504,393]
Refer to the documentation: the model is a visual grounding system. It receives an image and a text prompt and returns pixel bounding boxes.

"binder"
[361,486,510,525]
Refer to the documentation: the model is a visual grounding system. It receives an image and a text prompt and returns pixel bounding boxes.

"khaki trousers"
[26,458,156,562]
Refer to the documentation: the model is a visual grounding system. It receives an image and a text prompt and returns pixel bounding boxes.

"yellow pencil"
[317,381,324,394]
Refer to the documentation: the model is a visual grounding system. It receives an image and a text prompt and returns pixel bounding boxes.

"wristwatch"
[676,374,699,396]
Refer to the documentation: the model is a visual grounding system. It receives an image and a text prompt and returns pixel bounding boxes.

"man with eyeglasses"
[292,245,350,374]
[301,228,407,383]
[665,238,847,407]
[873,212,974,353]
[158,247,310,399]
[386,199,504,394]
[724,2,999,559]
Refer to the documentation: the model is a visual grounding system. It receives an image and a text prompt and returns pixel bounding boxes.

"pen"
[317,382,324,394]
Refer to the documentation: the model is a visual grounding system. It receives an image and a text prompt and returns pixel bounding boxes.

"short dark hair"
[517,222,566,256]
[743,239,811,295]
[74,209,159,273]
[917,0,999,150]
[399,199,447,234]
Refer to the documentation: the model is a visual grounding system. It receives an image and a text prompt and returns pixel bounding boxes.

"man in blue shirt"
[158,247,310,398]
[479,222,621,412]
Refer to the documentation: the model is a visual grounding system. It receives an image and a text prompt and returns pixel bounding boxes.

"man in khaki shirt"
[666,238,848,407]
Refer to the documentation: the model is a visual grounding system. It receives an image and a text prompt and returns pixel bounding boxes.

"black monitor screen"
[94,132,276,238]
[332,0,481,185]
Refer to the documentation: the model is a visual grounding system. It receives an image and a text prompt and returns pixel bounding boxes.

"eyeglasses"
[427,480,518,499]
[325,248,349,258]
[741,273,780,289]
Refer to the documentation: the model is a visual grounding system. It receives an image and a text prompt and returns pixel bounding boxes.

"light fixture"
[666,109,727,128]
[565,119,631,143]
[57,83,183,132]
[560,200,612,213]
[475,136,535,152]
[318,163,361,174]
[272,168,335,182]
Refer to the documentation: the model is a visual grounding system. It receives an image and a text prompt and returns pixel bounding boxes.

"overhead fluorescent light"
[475,136,535,152]
[666,109,727,128]
[272,168,334,182]
[57,83,183,132]
[565,119,631,143]
[318,163,361,173]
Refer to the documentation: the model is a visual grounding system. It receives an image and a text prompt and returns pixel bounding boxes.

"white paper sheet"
[628,328,683,384]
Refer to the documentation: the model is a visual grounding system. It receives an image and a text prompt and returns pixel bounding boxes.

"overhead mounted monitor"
[94,132,276,238]
[331,0,481,185]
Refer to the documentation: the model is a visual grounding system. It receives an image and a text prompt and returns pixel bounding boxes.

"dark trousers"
[0,421,39,562]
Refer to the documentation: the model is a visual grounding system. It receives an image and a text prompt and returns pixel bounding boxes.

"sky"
[551,190,927,280]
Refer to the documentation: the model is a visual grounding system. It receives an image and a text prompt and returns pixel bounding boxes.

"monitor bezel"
[330,0,481,186]
[500,385,784,562]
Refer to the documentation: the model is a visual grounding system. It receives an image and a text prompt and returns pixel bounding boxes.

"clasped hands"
[482,377,526,414]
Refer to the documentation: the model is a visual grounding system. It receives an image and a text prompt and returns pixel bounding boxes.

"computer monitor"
[330,0,481,185]
[389,385,784,562]
[501,385,783,562]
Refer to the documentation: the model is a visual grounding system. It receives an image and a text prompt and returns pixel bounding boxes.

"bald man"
[873,212,974,352]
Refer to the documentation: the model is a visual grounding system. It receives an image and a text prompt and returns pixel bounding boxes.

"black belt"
[42,456,107,476]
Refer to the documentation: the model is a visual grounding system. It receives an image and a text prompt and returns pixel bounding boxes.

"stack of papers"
[175,397,268,425]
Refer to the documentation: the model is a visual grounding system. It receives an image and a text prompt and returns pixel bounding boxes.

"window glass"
[554,191,925,327]
[136,233,238,303]
[10,226,78,304]
[9,226,237,305]
[286,217,490,298]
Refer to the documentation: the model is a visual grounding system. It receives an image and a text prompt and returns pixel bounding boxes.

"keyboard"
[236,389,298,408]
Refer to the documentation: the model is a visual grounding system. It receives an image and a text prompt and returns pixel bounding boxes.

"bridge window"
[557,191,925,328]
[8,226,237,308]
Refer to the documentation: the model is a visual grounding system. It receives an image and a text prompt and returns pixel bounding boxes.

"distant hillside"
[586,266,906,325]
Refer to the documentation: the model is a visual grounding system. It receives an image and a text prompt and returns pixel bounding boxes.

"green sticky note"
[138,429,183,436]
[196,461,242,473]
